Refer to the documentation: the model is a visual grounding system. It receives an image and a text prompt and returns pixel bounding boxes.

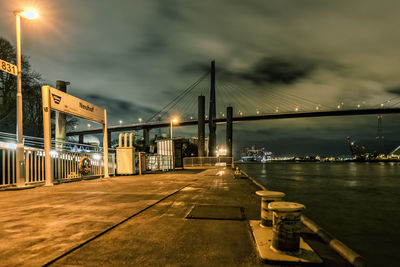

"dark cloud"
[386,86,400,96]
[239,57,316,85]
[1,0,400,154]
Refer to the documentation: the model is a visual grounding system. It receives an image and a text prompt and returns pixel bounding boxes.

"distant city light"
[118,120,123,124]
[138,118,142,123]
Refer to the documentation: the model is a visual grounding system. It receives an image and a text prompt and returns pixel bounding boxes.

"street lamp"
[13,9,39,187]
[170,118,178,139]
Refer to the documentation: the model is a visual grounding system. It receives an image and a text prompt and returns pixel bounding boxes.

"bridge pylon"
[198,95,205,157]
[208,60,216,156]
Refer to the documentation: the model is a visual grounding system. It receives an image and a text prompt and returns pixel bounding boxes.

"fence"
[0,146,116,187]
[138,153,173,173]
[183,157,234,167]
[0,147,16,186]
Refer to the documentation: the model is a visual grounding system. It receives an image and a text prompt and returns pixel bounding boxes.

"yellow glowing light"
[172,118,178,124]
[20,10,39,20]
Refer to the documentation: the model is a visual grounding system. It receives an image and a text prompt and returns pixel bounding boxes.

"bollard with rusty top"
[268,201,305,252]
[256,191,285,227]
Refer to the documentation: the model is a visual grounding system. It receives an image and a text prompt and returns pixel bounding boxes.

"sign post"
[41,85,109,185]
[42,86,52,186]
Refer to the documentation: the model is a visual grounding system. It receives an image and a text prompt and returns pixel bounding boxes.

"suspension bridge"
[67,60,400,157]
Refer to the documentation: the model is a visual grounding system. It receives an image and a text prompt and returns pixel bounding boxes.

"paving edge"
[236,166,366,267]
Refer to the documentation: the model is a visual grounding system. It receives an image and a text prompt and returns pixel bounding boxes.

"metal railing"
[0,147,16,186]
[0,143,116,188]
[50,151,116,181]
[183,157,234,167]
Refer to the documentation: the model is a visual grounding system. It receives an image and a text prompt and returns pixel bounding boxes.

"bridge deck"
[0,168,348,266]
[67,107,400,136]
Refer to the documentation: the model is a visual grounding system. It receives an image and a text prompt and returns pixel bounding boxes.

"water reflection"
[237,162,400,267]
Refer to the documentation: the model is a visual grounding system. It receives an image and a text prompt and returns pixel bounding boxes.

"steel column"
[226,106,233,157]
[198,95,205,157]
[143,128,150,147]
[208,60,216,156]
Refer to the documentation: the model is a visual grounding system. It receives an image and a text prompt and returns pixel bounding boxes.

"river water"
[237,162,400,267]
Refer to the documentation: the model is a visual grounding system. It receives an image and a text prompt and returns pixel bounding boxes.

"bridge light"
[337,105,341,109]
[380,103,384,107]
[87,123,91,128]
[316,106,319,110]
[295,107,299,112]
[190,116,193,120]
[138,118,142,123]
[73,125,77,130]
[256,110,260,115]
[275,107,279,112]
[239,111,243,116]
[222,114,225,117]
[118,120,123,125]
[357,104,360,108]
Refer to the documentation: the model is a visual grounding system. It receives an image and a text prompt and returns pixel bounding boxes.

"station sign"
[0,59,18,76]
[48,87,105,124]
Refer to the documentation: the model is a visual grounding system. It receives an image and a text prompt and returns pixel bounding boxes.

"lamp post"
[13,9,39,187]
[170,118,178,139]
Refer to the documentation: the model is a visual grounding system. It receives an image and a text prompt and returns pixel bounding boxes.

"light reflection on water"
[238,162,400,267]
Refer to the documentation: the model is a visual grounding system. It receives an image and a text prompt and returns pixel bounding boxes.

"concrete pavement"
[0,167,348,266]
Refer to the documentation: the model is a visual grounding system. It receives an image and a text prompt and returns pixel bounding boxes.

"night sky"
[2,0,400,157]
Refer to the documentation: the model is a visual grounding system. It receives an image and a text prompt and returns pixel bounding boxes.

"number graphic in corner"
[0,59,17,76]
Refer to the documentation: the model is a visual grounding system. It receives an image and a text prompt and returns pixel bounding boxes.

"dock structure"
[0,168,350,266]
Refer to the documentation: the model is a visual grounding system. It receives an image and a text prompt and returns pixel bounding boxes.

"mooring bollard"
[268,201,305,252]
[256,191,285,227]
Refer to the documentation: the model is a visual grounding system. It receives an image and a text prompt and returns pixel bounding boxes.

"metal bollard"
[268,201,305,252]
[255,191,285,227]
